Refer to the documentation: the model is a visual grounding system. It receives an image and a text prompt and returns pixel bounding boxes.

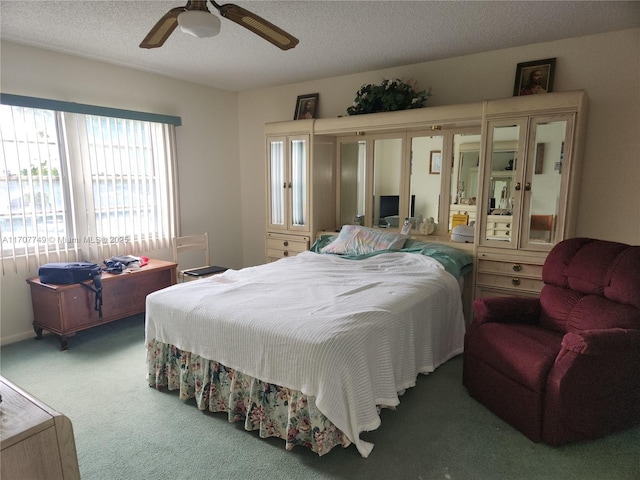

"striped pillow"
[320,225,408,256]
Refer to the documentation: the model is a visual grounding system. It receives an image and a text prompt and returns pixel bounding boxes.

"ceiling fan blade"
[213,3,299,50]
[140,6,186,49]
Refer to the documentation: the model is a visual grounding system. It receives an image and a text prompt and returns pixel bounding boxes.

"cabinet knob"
[515,182,522,191]
[513,264,522,272]
[525,182,532,191]
[283,251,289,257]
[512,277,521,286]
[283,241,289,246]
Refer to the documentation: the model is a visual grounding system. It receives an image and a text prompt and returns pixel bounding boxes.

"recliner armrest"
[470,296,541,328]
[561,328,640,355]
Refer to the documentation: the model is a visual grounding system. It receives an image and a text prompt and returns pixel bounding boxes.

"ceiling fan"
[140,0,299,50]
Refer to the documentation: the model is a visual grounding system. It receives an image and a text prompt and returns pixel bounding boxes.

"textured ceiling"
[1,1,639,92]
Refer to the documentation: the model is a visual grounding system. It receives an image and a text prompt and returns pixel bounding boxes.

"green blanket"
[310,235,473,279]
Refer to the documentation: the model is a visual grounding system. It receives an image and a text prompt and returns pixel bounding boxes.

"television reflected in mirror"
[377,195,415,227]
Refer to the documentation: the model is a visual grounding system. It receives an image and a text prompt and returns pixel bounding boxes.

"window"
[1,100,178,269]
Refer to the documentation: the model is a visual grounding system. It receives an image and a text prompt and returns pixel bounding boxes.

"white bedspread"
[145,250,465,457]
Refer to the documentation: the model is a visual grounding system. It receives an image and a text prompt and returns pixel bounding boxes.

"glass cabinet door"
[521,115,573,249]
[267,135,309,232]
[268,137,286,230]
[289,137,308,229]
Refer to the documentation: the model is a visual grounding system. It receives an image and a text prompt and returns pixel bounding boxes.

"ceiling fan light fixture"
[177,10,221,38]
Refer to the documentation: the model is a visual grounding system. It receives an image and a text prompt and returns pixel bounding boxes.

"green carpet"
[1,315,638,480]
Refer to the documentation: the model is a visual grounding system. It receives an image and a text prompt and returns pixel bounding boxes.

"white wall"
[1,41,242,344]
[238,28,640,267]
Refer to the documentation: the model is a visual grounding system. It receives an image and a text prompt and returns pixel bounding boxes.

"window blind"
[0,102,178,274]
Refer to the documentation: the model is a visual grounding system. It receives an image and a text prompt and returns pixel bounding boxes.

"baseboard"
[0,329,45,346]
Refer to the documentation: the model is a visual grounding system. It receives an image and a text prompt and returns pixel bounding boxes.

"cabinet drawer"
[477,259,542,278]
[266,247,306,259]
[266,237,309,253]
[266,234,310,259]
[476,272,544,293]
[486,222,512,237]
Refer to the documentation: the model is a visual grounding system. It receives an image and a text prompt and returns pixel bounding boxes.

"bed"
[145,229,473,458]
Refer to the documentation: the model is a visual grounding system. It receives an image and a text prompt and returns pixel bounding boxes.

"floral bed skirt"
[146,339,352,456]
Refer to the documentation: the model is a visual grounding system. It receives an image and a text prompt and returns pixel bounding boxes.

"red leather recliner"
[463,238,640,445]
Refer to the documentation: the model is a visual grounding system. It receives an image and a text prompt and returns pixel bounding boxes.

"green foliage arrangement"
[346,78,432,116]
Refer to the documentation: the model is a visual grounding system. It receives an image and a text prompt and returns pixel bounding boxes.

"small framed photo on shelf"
[513,58,556,96]
[294,93,319,120]
[429,150,442,174]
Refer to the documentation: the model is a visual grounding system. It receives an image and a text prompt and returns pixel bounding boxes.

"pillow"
[320,225,408,256]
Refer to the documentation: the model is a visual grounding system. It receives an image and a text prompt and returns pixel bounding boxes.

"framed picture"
[513,58,556,96]
[294,93,319,120]
[429,150,442,174]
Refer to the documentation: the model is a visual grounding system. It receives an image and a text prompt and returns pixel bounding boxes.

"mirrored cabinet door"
[409,134,443,232]
[479,114,575,251]
[338,139,367,226]
[372,136,404,228]
[520,115,574,249]
[449,132,481,232]
[481,120,526,248]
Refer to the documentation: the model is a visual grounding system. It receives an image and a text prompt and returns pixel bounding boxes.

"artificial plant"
[346,78,432,115]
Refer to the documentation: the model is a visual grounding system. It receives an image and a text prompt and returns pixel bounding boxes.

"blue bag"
[38,262,103,317]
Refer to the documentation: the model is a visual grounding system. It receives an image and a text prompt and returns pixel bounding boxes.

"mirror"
[451,138,481,203]
[339,140,366,226]
[489,172,514,211]
[525,119,567,245]
[409,134,443,231]
[372,137,403,228]
[485,125,519,242]
[449,133,481,231]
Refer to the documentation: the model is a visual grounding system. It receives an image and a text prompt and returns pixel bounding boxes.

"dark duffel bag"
[38,262,103,317]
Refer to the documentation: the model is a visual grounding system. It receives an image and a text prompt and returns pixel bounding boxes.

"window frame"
[1,96,180,266]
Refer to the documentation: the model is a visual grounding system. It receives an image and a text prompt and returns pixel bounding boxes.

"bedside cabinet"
[1,377,80,480]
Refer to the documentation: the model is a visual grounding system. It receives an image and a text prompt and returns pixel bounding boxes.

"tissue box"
[451,214,469,229]
[452,225,475,243]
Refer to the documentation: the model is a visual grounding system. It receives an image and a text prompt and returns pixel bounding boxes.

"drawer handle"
[506,223,511,228]
[505,231,510,236]
[513,264,522,272]
[283,241,289,246]
[512,277,521,286]
[283,251,289,257]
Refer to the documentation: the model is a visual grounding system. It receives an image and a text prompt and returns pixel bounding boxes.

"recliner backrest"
[538,238,640,333]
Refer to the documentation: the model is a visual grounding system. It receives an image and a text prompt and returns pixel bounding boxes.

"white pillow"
[320,225,408,256]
